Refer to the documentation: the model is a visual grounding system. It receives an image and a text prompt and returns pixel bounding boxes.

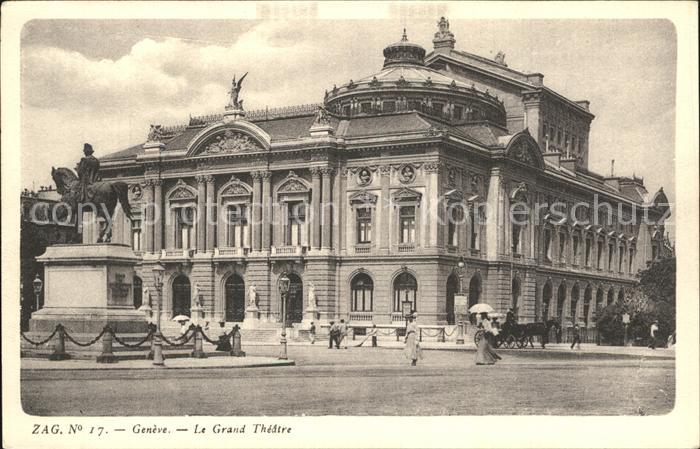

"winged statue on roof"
[228,72,248,110]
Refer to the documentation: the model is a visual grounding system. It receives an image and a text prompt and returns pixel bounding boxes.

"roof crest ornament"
[433,16,456,50]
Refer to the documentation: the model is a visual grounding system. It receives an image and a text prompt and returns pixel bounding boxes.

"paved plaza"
[21,344,674,416]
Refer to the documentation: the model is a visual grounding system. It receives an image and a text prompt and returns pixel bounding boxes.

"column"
[310,167,322,250]
[143,179,154,253]
[485,167,502,259]
[196,176,206,252]
[205,176,216,251]
[251,171,262,251]
[321,167,333,249]
[379,165,390,252]
[153,179,163,253]
[261,170,272,250]
[332,166,341,251]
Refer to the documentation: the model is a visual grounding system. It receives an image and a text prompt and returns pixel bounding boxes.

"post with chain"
[230,325,245,357]
[191,325,207,358]
[439,327,446,343]
[456,320,465,345]
[146,322,156,360]
[278,329,288,360]
[96,326,118,363]
[48,324,71,361]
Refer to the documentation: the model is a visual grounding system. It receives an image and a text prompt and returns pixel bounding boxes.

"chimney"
[575,100,590,111]
[526,73,544,86]
[543,151,562,168]
[560,156,577,172]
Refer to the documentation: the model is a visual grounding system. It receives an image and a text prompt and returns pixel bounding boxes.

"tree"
[596,257,676,345]
[638,256,675,306]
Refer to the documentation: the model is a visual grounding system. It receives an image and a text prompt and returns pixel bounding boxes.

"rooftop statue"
[227,72,248,110]
[51,143,133,243]
[147,124,164,142]
[314,105,331,126]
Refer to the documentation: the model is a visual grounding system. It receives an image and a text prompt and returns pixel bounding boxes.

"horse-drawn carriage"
[474,318,560,349]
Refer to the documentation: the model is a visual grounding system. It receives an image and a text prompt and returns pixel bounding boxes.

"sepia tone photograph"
[3,2,698,449]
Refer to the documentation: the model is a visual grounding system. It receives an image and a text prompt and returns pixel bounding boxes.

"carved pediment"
[278,178,309,194]
[443,189,463,202]
[168,179,196,200]
[220,175,252,199]
[505,132,543,169]
[349,190,378,205]
[392,187,422,203]
[202,130,263,154]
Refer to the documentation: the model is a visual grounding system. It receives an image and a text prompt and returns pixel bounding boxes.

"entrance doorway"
[446,274,460,325]
[172,275,191,318]
[285,273,303,326]
[225,274,245,322]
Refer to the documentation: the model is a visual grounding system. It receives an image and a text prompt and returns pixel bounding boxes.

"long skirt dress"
[475,332,499,365]
[404,324,422,362]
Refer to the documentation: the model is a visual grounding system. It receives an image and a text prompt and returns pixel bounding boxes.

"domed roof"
[324,30,506,127]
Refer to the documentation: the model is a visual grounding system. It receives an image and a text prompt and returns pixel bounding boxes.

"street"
[21,345,674,416]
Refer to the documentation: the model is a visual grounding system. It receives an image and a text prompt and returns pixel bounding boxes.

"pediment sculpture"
[279,179,308,193]
[509,140,535,165]
[203,130,262,154]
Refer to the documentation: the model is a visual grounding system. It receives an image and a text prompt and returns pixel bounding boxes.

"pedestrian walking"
[328,321,339,349]
[369,323,378,347]
[404,313,422,366]
[571,324,582,350]
[475,312,501,365]
[338,319,349,349]
[648,320,659,349]
[309,322,316,344]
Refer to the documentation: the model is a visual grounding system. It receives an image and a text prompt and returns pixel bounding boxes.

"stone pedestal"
[302,308,319,328]
[29,244,146,336]
[242,307,261,328]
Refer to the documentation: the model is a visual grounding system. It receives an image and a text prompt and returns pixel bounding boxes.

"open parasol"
[468,303,495,314]
[171,315,190,322]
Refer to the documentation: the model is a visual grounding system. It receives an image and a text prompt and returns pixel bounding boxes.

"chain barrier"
[160,330,195,347]
[20,325,60,346]
[63,327,106,347]
[109,328,153,348]
[200,328,222,345]
[420,329,443,338]
[443,326,458,337]
[377,329,398,336]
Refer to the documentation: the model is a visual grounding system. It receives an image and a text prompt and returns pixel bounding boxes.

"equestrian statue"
[51,143,133,243]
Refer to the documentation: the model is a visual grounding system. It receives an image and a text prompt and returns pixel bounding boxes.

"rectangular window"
[585,238,592,266]
[512,224,522,254]
[629,248,634,272]
[597,241,604,268]
[447,206,462,247]
[342,104,351,116]
[471,207,481,250]
[226,205,248,248]
[175,207,194,249]
[285,202,306,246]
[543,228,552,261]
[408,100,422,111]
[356,208,372,244]
[360,102,371,114]
[608,243,614,270]
[433,102,444,115]
[572,235,580,264]
[559,232,567,263]
[618,246,624,272]
[399,206,416,244]
[131,218,142,251]
[383,101,396,112]
[453,105,464,120]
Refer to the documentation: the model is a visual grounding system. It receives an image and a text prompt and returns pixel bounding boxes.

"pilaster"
[261,170,272,250]
[251,171,262,251]
[485,167,502,259]
[205,175,216,251]
[310,167,322,250]
[196,176,207,252]
[321,167,334,249]
[153,179,163,252]
[379,165,391,254]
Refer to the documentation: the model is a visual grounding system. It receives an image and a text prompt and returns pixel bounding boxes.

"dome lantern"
[382,29,426,68]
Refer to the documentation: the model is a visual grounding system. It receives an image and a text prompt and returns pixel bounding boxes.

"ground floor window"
[393,272,417,312]
[351,273,374,312]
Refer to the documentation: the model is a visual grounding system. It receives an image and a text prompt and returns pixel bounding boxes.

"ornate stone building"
[99,19,671,329]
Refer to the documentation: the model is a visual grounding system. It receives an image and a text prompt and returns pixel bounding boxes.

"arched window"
[607,288,615,306]
[542,281,553,321]
[583,286,592,327]
[445,274,460,325]
[351,273,374,312]
[172,275,191,318]
[571,284,580,324]
[133,276,143,309]
[557,283,567,323]
[511,277,521,312]
[511,203,529,255]
[618,288,625,303]
[393,272,417,312]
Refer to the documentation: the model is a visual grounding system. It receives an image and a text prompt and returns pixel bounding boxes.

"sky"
[20,18,676,226]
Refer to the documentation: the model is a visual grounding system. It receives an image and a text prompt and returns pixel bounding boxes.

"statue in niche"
[192,283,202,307]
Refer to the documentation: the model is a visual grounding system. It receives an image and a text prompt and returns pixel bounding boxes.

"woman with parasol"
[404,312,422,366]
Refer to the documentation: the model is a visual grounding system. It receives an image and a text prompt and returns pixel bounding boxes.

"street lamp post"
[33,274,43,313]
[622,312,630,347]
[152,262,166,366]
[455,257,466,345]
[278,274,290,360]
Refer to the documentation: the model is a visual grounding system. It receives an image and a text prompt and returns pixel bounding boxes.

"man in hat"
[75,143,101,203]
[648,320,659,350]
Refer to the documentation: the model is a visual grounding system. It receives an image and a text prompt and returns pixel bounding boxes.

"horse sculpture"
[51,167,132,243]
